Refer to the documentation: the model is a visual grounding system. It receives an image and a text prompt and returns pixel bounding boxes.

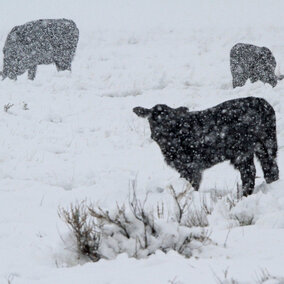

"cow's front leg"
[28,66,37,80]
[181,168,202,191]
[190,171,202,191]
[232,74,247,88]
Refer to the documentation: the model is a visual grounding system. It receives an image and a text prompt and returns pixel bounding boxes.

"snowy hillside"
[1,1,284,283]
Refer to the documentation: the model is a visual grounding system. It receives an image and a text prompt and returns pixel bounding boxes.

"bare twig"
[88,204,131,239]
[168,184,192,223]
[129,185,156,248]
[4,103,14,112]
[58,202,101,262]
[22,101,29,110]
[223,227,232,248]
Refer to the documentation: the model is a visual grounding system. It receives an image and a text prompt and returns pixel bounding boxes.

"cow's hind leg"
[54,53,72,72]
[255,143,279,184]
[232,154,256,196]
[55,61,71,72]
[28,66,37,80]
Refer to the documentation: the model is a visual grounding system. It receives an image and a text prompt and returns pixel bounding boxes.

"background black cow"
[0,19,79,80]
[230,43,284,88]
[134,97,279,196]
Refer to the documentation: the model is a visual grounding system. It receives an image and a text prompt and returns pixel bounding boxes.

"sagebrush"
[59,183,212,262]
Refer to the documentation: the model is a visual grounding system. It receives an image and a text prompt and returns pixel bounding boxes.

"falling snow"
[0,0,284,283]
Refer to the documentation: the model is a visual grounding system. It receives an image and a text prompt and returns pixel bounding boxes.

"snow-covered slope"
[1,1,284,283]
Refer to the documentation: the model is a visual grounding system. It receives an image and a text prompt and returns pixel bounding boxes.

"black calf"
[134,97,279,196]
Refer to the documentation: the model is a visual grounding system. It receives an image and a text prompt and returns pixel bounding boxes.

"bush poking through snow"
[3,103,14,113]
[256,268,284,284]
[22,102,29,110]
[214,268,241,284]
[58,202,101,262]
[185,206,209,228]
[230,213,254,226]
[168,184,210,227]
[225,192,255,226]
[59,184,212,262]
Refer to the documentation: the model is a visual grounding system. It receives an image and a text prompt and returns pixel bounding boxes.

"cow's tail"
[255,98,279,183]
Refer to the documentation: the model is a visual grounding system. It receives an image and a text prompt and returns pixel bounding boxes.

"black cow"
[230,43,284,88]
[0,19,79,80]
[134,97,279,196]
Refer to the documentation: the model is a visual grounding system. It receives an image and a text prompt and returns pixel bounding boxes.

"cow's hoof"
[242,189,253,197]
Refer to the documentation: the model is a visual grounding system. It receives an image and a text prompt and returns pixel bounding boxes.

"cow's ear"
[176,106,188,114]
[133,107,151,118]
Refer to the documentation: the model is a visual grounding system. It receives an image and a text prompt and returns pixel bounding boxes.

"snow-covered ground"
[1,1,284,283]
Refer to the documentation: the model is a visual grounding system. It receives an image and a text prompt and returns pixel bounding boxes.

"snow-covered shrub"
[230,211,255,226]
[203,187,259,229]
[225,192,255,226]
[58,202,101,262]
[185,207,209,228]
[256,268,284,284]
[59,185,212,262]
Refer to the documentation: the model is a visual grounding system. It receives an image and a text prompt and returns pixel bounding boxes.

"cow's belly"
[30,51,53,65]
[196,148,228,169]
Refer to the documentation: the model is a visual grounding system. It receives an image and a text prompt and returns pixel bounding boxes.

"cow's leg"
[65,59,72,71]
[231,62,248,88]
[261,158,279,184]
[190,171,202,191]
[232,74,247,88]
[180,167,202,191]
[28,66,37,80]
[232,154,256,196]
[255,144,279,184]
[54,53,72,71]
[55,61,71,71]
[5,70,17,80]
[250,72,258,83]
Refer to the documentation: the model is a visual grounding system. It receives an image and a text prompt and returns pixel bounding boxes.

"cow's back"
[205,98,273,149]
[4,19,78,52]
[45,19,79,50]
[230,43,259,70]
[179,97,274,159]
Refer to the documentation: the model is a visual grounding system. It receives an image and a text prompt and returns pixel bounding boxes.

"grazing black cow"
[0,19,79,80]
[230,43,284,88]
[134,97,279,196]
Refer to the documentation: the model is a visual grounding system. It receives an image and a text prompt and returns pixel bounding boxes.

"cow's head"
[133,104,189,141]
[2,43,28,80]
[1,65,17,80]
[2,56,19,80]
[257,47,278,87]
[133,106,151,118]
